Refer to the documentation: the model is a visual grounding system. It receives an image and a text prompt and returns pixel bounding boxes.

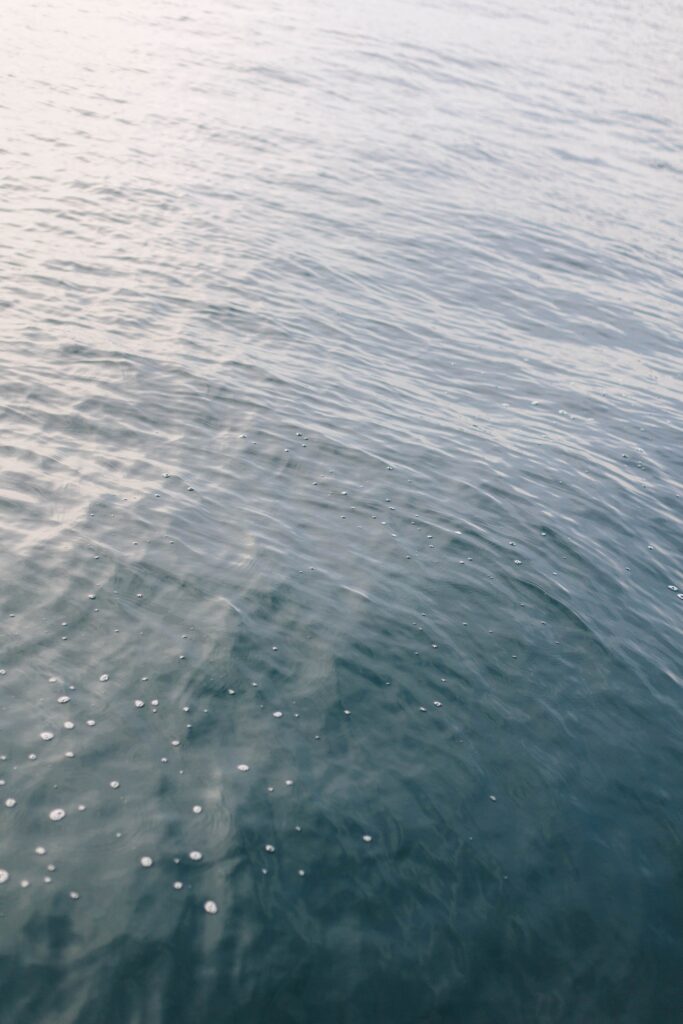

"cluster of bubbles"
[0,664,383,915]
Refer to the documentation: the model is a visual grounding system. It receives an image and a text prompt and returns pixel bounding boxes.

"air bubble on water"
[49,808,66,821]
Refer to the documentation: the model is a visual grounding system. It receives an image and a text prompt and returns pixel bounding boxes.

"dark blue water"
[1,0,682,1020]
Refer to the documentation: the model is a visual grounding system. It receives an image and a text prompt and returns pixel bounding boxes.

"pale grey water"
[1,0,683,1021]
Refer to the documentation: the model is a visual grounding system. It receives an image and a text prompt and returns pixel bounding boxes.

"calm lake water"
[1,0,682,1020]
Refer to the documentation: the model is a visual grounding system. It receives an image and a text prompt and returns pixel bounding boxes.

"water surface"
[1,0,683,1021]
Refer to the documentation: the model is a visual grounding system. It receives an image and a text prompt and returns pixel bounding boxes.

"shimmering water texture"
[1,0,683,1021]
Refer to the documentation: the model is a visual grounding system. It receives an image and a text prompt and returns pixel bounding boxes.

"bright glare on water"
[1,0,682,1021]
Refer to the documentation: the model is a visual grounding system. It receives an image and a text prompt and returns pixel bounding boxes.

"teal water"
[1,0,683,1020]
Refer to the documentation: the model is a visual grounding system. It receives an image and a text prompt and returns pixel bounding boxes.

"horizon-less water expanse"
[1,0,683,1021]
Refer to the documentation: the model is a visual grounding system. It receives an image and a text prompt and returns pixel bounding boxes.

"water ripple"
[1,0,682,1020]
